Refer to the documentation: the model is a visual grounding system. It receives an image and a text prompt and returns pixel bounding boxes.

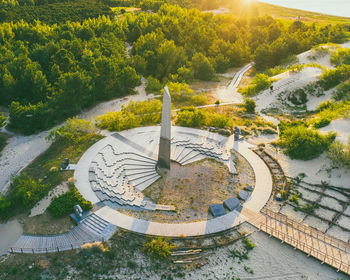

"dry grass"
[21,211,75,235]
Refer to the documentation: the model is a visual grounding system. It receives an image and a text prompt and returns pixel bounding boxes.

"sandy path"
[0,78,154,194]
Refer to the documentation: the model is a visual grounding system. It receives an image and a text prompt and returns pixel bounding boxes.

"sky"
[258,0,350,18]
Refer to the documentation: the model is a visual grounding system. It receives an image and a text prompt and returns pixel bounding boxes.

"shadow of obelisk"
[157,86,171,170]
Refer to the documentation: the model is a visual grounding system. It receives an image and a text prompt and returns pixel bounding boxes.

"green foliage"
[242,237,254,251]
[297,203,319,214]
[9,101,50,134]
[330,47,350,66]
[96,99,162,131]
[175,106,206,128]
[0,112,7,127]
[328,138,350,169]
[333,80,350,101]
[191,53,215,81]
[319,65,350,90]
[239,74,273,96]
[312,117,331,129]
[289,194,299,205]
[48,186,92,218]
[243,98,256,113]
[48,117,98,144]
[146,76,163,93]
[277,124,336,160]
[287,89,308,106]
[165,82,208,106]
[315,100,350,122]
[0,173,51,219]
[0,195,11,219]
[0,1,113,24]
[143,237,175,259]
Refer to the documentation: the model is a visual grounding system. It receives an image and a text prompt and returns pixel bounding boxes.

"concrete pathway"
[78,127,273,237]
[9,214,116,253]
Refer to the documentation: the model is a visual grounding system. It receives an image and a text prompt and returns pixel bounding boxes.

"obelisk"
[157,86,171,169]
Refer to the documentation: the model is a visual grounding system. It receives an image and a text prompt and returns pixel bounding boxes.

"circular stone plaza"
[74,125,273,237]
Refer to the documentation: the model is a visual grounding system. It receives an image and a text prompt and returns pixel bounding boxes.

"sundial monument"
[157,86,171,170]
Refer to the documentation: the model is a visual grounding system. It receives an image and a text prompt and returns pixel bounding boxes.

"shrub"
[143,237,175,259]
[330,48,350,66]
[0,196,11,220]
[0,113,7,127]
[239,74,273,96]
[287,89,308,105]
[319,64,350,90]
[191,52,215,81]
[48,117,98,144]
[7,173,50,210]
[96,100,162,131]
[333,80,350,101]
[48,186,92,218]
[289,194,299,205]
[9,101,51,134]
[175,106,206,128]
[146,76,163,93]
[243,98,256,113]
[312,117,331,129]
[277,125,335,160]
[328,138,350,168]
[165,82,194,103]
[242,237,254,251]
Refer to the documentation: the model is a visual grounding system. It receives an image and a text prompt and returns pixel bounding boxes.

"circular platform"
[74,126,273,237]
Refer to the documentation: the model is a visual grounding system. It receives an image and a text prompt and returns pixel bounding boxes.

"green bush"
[9,101,51,134]
[146,76,163,93]
[243,98,256,113]
[7,173,50,210]
[48,117,98,144]
[175,106,206,128]
[312,117,331,129]
[96,99,162,131]
[319,65,350,90]
[191,52,215,81]
[0,113,7,128]
[333,80,350,101]
[242,237,254,251]
[328,138,350,168]
[330,48,350,67]
[48,186,92,218]
[0,195,11,220]
[143,237,175,259]
[277,125,336,160]
[239,74,273,96]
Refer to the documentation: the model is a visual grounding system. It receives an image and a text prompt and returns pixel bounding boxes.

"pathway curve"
[217,63,252,103]
[76,126,273,237]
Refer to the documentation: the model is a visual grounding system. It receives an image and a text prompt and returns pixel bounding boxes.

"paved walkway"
[9,214,116,253]
[86,127,273,237]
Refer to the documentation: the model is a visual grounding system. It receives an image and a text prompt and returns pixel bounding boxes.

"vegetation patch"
[239,74,273,97]
[47,186,92,218]
[328,138,350,169]
[143,237,175,259]
[276,121,336,160]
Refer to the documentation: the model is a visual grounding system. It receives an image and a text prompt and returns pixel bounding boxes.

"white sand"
[298,188,320,202]
[268,147,350,189]
[319,118,350,144]
[336,215,350,230]
[319,196,343,211]
[29,183,70,217]
[303,215,329,232]
[327,225,349,243]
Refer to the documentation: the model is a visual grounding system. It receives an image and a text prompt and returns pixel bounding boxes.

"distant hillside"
[223,1,350,25]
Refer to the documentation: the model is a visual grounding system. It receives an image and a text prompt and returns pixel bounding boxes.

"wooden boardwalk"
[243,208,350,275]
